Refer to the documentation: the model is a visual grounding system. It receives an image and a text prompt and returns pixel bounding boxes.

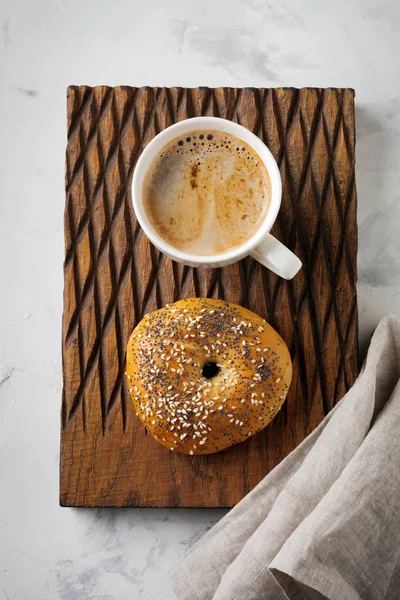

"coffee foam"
[142,130,271,255]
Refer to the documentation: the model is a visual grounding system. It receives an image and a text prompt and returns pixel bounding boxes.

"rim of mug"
[131,116,282,264]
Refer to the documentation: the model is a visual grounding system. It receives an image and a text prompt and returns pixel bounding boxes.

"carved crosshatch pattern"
[61,87,358,507]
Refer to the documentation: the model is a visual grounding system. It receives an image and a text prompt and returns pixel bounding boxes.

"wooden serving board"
[61,86,358,507]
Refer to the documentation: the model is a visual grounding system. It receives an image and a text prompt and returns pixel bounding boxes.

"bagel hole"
[202,362,220,379]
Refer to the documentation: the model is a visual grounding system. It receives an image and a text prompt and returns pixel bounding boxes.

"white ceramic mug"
[132,117,302,279]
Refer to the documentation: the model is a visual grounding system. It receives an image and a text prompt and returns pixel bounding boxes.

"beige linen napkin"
[170,315,400,600]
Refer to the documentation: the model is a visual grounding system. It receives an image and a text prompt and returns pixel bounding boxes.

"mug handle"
[250,233,302,280]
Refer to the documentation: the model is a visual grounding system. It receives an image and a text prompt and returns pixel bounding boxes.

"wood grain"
[61,86,358,507]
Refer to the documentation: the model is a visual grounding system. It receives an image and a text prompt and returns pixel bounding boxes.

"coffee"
[142,130,271,255]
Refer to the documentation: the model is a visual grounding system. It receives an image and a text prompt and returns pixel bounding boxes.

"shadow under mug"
[132,117,302,280]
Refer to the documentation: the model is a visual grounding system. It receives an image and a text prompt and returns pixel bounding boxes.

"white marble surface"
[1,0,400,598]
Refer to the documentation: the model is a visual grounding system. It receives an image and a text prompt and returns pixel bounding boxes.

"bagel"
[126,298,292,455]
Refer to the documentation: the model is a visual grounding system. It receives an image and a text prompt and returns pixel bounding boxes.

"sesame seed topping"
[128,299,284,456]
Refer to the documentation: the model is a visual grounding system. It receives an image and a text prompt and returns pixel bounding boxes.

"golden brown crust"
[126,298,292,455]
